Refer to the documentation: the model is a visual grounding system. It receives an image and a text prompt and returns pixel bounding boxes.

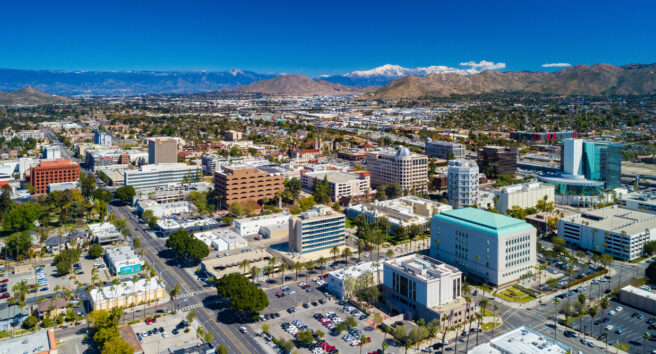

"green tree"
[215,273,269,319]
[165,229,209,260]
[91,189,113,203]
[376,185,387,201]
[79,172,97,199]
[188,191,209,214]
[229,202,245,217]
[22,315,38,329]
[312,175,331,204]
[297,329,314,346]
[54,248,82,275]
[3,231,33,261]
[2,202,42,232]
[113,186,136,204]
[217,346,228,354]
[386,183,402,199]
[285,178,301,200]
[644,240,656,257]
[102,336,133,354]
[89,243,104,259]
[647,262,656,283]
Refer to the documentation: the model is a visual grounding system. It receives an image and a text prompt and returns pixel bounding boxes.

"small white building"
[137,199,192,218]
[193,229,248,251]
[469,326,570,354]
[233,213,289,236]
[325,261,381,299]
[88,222,122,245]
[104,246,144,276]
[495,182,555,214]
[156,217,220,236]
[346,196,451,229]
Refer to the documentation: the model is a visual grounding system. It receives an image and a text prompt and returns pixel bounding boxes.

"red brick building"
[29,159,80,194]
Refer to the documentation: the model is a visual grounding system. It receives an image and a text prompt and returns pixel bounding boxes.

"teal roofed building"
[430,207,536,286]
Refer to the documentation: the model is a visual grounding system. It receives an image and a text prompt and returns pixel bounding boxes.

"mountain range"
[366,63,656,99]
[230,74,371,96]
[0,87,69,105]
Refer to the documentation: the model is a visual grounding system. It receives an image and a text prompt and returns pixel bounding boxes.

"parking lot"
[131,311,201,354]
[263,280,335,313]
[259,298,390,354]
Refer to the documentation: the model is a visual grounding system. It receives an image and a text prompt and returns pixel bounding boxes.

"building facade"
[28,158,80,194]
[233,213,289,236]
[148,137,178,164]
[124,163,202,189]
[94,131,113,146]
[213,164,284,206]
[477,146,517,178]
[346,196,451,230]
[494,182,556,214]
[89,277,166,311]
[431,208,537,286]
[557,206,656,261]
[425,139,466,160]
[301,170,370,201]
[366,147,428,193]
[289,205,345,254]
[104,246,144,275]
[447,159,479,208]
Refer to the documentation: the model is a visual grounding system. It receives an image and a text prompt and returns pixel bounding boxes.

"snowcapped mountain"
[322,61,506,87]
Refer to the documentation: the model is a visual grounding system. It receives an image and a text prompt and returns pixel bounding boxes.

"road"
[109,203,264,354]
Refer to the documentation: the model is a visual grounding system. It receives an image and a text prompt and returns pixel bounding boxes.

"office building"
[194,229,248,251]
[0,329,57,353]
[366,147,428,193]
[383,254,470,323]
[557,206,656,261]
[88,222,122,245]
[233,212,289,236]
[424,138,466,159]
[619,285,656,315]
[94,131,113,146]
[42,145,61,160]
[148,137,178,164]
[301,170,370,201]
[469,326,570,354]
[494,182,555,214]
[104,246,144,276]
[325,262,381,299]
[202,154,227,174]
[28,158,80,194]
[539,139,622,203]
[509,130,577,142]
[289,205,345,255]
[136,199,192,218]
[89,277,166,311]
[346,196,451,230]
[620,192,656,214]
[213,164,284,207]
[124,163,202,190]
[477,146,517,178]
[156,217,220,236]
[224,130,243,141]
[447,159,479,208]
[84,148,131,170]
[431,208,537,286]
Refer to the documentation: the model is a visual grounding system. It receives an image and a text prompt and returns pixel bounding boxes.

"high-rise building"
[28,158,80,194]
[213,164,284,207]
[366,147,428,193]
[477,146,517,178]
[447,159,479,208]
[148,137,177,164]
[94,131,112,146]
[289,205,345,255]
[559,139,622,189]
[425,139,466,160]
[430,207,537,286]
[42,145,61,160]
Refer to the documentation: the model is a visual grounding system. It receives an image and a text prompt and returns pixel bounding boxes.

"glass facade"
[581,141,621,189]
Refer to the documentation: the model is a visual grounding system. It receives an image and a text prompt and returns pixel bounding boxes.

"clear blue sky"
[2,0,655,75]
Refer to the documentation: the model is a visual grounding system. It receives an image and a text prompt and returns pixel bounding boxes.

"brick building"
[29,159,80,194]
[214,164,284,207]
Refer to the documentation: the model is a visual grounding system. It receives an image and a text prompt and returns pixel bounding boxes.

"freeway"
[109,203,264,354]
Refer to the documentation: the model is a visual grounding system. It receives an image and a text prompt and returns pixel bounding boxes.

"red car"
[275,292,285,298]
[0,293,10,299]
[0,279,8,283]
[145,317,156,324]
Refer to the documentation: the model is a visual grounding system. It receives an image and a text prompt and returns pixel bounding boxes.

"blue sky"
[1,0,655,76]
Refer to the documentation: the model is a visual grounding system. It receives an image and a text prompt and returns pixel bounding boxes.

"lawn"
[613,343,630,351]
[482,309,495,317]
[495,286,536,303]
[481,322,501,331]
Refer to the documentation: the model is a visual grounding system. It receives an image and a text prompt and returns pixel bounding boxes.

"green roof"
[433,207,534,236]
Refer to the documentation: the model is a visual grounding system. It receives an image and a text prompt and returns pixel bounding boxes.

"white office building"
[156,217,220,236]
[193,229,248,251]
[94,131,113,146]
[136,199,192,218]
[42,145,61,160]
[557,206,656,260]
[233,213,289,236]
[325,262,381,299]
[494,182,555,214]
[425,138,466,160]
[366,147,428,193]
[448,159,479,208]
[124,163,202,189]
[346,196,451,229]
[301,170,370,200]
[104,246,144,276]
[431,207,537,286]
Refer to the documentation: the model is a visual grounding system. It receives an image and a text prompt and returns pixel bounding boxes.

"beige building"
[89,277,166,311]
[301,170,371,201]
[201,249,277,280]
[148,137,177,164]
[366,147,428,193]
[495,182,555,214]
[224,130,244,141]
[289,205,345,255]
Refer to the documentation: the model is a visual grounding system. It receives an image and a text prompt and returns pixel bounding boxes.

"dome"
[396,147,411,157]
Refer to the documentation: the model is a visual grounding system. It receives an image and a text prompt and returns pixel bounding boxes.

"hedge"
[514,284,541,298]
[563,268,608,289]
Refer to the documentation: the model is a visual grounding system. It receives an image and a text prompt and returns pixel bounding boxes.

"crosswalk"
[179,303,203,312]
[177,288,216,299]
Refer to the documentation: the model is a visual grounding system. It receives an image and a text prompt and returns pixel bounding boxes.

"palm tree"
[464,296,473,352]
[239,259,249,275]
[357,239,365,262]
[440,314,451,348]
[169,284,181,313]
[331,245,340,264]
[553,298,560,341]
[250,266,260,283]
[477,298,488,345]
[600,297,609,338]
[644,332,651,353]
[264,265,274,281]
[386,248,394,259]
[372,263,381,284]
[492,304,499,337]
[292,262,303,281]
[317,256,326,269]
[279,262,288,284]
[454,323,462,353]
[342,248,352,266]
[305,260,315,277]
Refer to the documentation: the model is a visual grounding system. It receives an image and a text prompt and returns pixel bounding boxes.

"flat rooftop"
[305,170,361,183]
[469,326,570,354]
[90,277,163,302]
[385,254,460,282]
[328,261,377,281]
[568,206,656,236]
[433,207,534,236]
[105,246,141,263]
[621,285,656,301]
[0,329,56,354]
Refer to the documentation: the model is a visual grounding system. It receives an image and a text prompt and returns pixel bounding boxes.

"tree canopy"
[165,229,209,260]
[54,248,82,275]
[215,273,269,319]
[114,186,135,204]
[312,175,331,204]
[89,243,104,259]
[647,262,656,283]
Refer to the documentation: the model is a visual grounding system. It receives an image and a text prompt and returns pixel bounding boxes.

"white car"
[615,306,623,312]
[605,324,614,331]
[288,290,296,295]
[239,326,247,333]
[609,310,616,315]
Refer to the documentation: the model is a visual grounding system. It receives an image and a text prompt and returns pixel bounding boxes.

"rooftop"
[89,277,163,302]
[105,246,141,263]
[385,254,460,282]
[469,326,570,354]
[566,206,656,236]
[0,329,56,354]
[433,207,534,236]
[621,285,656,301]
[304,170,363,183]
[328,261,378,281]
[127,163,198,173]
